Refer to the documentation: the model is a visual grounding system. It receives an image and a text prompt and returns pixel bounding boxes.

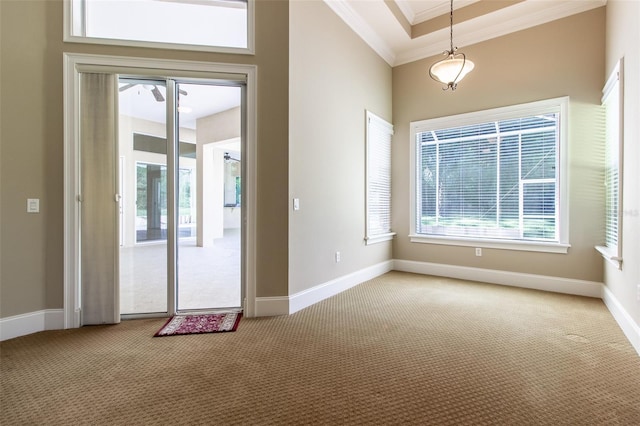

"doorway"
[118,78,243,316]
[64,54,258,328]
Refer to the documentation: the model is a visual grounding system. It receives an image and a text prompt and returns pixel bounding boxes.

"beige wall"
[604,0,640,327]
[392,9,606,282]
[0,0,289,318]
[288,0,393,294]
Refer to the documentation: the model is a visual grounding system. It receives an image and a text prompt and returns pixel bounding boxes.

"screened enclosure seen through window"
[411,98,568,246]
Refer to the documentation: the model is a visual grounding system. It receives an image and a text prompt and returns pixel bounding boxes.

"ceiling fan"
[118,83,188,102]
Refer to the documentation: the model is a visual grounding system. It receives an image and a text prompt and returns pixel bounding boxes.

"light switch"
[293,198,300,211]
[27,198,40,213]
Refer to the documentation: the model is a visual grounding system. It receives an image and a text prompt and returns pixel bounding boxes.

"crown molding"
[393,0,416,24]
[408,0,480,25]
[323,0,397,66]
[327,0,606,67]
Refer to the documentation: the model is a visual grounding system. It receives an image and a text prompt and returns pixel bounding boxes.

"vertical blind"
[366,111,394,242]
[80,72,120,325]
[416,113,560,242]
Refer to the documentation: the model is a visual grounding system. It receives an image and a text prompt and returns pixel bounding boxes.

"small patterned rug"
[154,313,242,337]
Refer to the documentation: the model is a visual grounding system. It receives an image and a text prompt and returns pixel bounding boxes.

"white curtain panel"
[80,73,120,325]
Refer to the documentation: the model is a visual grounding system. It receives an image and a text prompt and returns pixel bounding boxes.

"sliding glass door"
[118,79,169,315]
[117,78,243,316]
[176,83,242,311]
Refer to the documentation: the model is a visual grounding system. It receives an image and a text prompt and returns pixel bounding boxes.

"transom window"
[410,98,570,253]
[65,0,253,53]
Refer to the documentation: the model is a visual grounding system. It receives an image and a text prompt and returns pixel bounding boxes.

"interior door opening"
[117,77,243,317]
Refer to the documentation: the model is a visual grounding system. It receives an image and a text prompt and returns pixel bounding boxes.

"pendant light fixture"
[429,0,474,91]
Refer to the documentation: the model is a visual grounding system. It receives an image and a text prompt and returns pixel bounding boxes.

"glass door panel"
[176,83,242,311]
[119,79,168,315]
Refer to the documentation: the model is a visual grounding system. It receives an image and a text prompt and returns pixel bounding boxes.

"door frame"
[63,53,258,328]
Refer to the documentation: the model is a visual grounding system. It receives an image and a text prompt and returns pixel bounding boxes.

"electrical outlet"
[475,248,482,257]
[335,251,341,263]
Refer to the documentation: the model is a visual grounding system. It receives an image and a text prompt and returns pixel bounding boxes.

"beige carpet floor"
[2,272,639,425]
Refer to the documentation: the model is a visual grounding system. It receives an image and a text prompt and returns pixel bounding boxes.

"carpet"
[153,312,241,336]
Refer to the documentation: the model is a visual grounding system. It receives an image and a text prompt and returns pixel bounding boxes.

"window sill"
[409,234,570,254]
[595,245,622,269]
[365,232,396,245]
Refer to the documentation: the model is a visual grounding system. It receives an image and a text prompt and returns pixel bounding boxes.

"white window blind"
[366,111,395,244]
[604,80,620,248]
[597,58,623,267]
[411,98,569,250]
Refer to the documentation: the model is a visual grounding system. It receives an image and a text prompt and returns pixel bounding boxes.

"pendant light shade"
[429,53,475,90]
[429,0,474,91]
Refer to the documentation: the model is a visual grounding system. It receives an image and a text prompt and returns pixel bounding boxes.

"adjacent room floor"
[119,228,241,313]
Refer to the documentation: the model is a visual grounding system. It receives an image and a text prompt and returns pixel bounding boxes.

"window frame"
[596,58,624,269]
[63,0,255,55]
[409,97,570,254]
[365,110,395,245]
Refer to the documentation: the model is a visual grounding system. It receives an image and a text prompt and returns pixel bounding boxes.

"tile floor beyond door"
[119,228,241,314]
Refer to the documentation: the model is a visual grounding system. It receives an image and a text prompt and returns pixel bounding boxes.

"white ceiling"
[325,0,607,66]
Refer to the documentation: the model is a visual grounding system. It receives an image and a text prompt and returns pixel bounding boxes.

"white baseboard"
[393,259,639,357]
[0,309,64,341]
[254,260,394,317]
[4,260,638,359]
[289,260,394,314]
[254,296,289,317]
[602,286,640,356]
[393,259,603,298]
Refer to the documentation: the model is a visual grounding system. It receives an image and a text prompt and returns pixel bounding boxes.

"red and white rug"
[154,313,242,337]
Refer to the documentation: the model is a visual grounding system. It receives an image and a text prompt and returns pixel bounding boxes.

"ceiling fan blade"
[118,83,137,92]
[151,86,165,102]
[178,88,188,96]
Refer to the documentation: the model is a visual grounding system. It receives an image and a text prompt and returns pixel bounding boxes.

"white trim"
[393,259,602,298]
[393,0,416,24]
[254,260,394,317]
[0,310,64,342]
[602,286,640,356]
[598,58,624,266]
[365,232,396,245]
[595,245,622,270]
[5,266,639,358]
[410,97,570,252]
[289,260,394,314]
[411,97,569,132]
[63,53,258,326]
[326,0,605,67]
[63,0,255,55]
[409,235,570,254]
[365,110,394,245]
[393,1,607,66]
[323,0,396,66]
[407,0,479,25]
[254,296,289,317]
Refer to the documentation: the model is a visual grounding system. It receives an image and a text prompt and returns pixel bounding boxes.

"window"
[596,59,624,268]
[366,111,395,245]
[65,0,253,53]
[410,98,570,253]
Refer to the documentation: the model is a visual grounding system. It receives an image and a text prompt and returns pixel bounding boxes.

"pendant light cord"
[449,0,454,53]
